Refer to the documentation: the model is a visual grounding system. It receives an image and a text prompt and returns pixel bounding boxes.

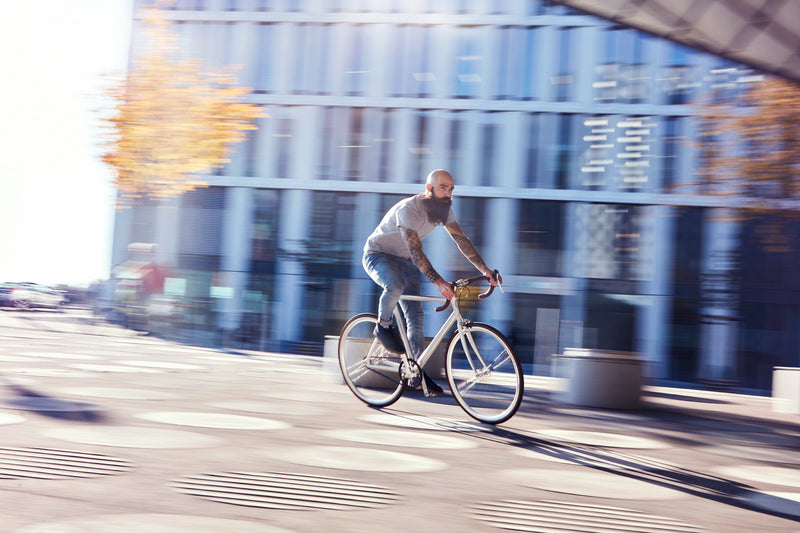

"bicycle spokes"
[338,314,405,407]
[446,324,523,424]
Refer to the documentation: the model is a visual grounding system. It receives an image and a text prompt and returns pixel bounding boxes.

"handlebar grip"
[435,280,457,312]
[478,270,501,299]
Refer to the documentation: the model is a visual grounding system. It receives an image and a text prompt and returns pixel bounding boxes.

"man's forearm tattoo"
[450,231,489,271]
[404,228,443,283]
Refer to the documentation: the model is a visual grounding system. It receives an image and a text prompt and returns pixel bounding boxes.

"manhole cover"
[0,447,130,479]
[471,500,705,532]
[173,472,401,511]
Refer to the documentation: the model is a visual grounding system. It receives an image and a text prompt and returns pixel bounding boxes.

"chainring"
[399,359,422,389]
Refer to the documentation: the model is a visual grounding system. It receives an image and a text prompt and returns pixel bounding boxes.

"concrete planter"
[552,348,643,409]
[772,367,800,414]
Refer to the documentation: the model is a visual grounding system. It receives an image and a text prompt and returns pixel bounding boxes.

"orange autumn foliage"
[99,7,264,206]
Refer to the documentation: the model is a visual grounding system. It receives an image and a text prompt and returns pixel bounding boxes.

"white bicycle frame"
[391,294,488,386]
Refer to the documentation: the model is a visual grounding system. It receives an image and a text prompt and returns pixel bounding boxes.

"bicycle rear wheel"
[338,314,405,407]
[445,323,523,424]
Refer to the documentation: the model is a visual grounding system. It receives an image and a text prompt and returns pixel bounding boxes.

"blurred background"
[3,0,799,396]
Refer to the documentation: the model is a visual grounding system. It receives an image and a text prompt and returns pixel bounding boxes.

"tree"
[695,77,800,207]
[690,76,800,252]
[99,7,264,205]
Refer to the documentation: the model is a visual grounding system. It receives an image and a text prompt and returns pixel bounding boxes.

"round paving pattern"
[58,387,180,400]
[715,465,800,488]
[0,355,37,362]
[118,360,206,370]
[260,390,349,403]
[135,411,291,430]
[13,513,292,533]
[270,445,447,472]
[0,413,26,425]
[706,444,800,465]
[514,446,678,471]
[209,400,327,416]
[43,426,223,449]
[503,468,685,500]
[66,363,164,373]
[173,471,401,511]
[360,412,489,432]
[324,428,479,450]
[2,368,96,378]
[0,447,130,479]
[16,352,100,360]
[532,429,669,449]
[470,500,705,532]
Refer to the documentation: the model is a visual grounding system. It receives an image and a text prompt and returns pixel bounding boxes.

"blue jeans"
[363,252,424,358]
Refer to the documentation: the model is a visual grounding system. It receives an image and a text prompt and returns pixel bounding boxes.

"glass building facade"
[113,0,800,391]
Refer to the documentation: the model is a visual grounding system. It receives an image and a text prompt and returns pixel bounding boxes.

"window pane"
[254,24,274,93]
[454,27,482,98]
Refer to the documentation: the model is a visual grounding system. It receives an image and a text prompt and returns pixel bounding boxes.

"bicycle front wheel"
[338,314,405,407]
[445,323,523,424]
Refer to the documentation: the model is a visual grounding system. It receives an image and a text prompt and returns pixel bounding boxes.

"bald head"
[426,169,453,190]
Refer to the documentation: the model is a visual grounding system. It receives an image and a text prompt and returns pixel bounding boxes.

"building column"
[348,192,380,316]
[274,189,311,346]
[635,205,675,378]
[698,208,740,382]
[559,201,587,351]
[219,187,253,335]
[292,106,318,182]
[460,111,481,187]
[481,197,517,335]
[389,108,413,184]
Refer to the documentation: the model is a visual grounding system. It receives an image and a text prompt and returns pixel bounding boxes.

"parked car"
[0,283,68,309]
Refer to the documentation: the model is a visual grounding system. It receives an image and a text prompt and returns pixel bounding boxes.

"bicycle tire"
[338,313,405,407]
[445,323,523,424]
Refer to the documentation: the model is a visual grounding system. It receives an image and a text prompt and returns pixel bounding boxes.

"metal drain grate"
[471,500,706,532]
[0,447,131,479]
[173,471,402,511]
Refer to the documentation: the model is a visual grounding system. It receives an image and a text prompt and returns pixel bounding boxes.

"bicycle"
[338,272,523,424]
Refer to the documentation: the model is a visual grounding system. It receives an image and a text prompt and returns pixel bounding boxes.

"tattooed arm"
[401,226,456,299]
[444,221,497,285]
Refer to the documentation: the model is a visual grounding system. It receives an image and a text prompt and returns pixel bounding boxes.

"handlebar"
[434,270,502,312]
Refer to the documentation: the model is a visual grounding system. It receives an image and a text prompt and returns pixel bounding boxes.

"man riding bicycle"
[362,169,499,395]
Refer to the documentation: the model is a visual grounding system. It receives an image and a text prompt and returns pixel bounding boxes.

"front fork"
[456,320,488,375]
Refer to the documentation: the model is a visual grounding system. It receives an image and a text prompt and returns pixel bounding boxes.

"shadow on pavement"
[0,381,109,422]
[419,405,800,524]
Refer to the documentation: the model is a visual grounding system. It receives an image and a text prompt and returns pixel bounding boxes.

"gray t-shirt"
[364,193,456,259]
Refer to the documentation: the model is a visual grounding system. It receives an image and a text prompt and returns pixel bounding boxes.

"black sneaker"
[420,370,444,397]
[374,323,405,354]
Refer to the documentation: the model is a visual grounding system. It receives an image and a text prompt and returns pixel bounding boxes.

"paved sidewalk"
[0,309,798,532]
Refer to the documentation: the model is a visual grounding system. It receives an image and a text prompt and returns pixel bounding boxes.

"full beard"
[422,196,452,225]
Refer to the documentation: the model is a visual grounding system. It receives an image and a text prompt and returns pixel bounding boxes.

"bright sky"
[0,0,133,287]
